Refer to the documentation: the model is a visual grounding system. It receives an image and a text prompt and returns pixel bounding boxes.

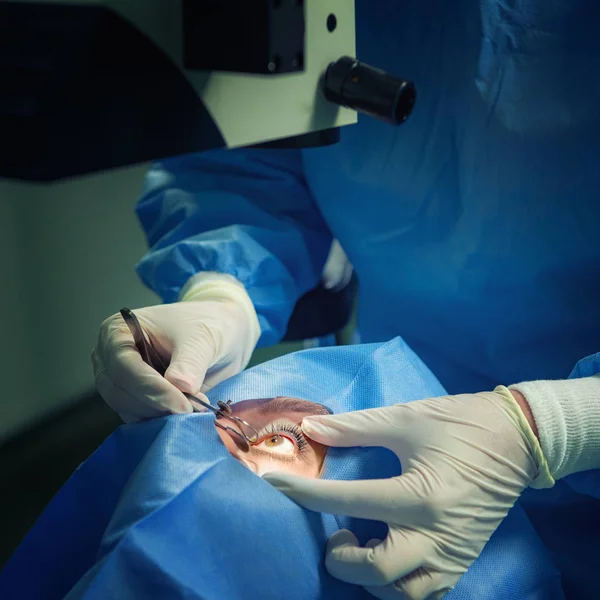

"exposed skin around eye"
[214,397,330,478]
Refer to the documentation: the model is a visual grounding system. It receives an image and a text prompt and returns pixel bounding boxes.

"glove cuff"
[179,271,243,300]
[179,272,261,366]
[509,376,600,483]
[494,386,554,489]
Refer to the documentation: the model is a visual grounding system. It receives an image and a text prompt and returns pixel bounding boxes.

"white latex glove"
[263,387,554,600]
[92,272,260,423]
[322,240,353,292]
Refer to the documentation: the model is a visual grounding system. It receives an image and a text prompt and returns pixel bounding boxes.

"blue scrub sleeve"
[134,148,333,347]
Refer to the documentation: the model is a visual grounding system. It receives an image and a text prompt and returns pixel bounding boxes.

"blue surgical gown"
[135,0,600,394]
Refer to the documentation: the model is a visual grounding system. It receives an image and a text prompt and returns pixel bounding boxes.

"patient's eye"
[258,434,296,456]
[254,421,307,457]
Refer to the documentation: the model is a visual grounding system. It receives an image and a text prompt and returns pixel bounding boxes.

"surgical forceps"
[119,308,259,445]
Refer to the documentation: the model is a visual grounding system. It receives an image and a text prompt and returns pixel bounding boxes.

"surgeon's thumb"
[164,339,213,396]
[301,406,401,449]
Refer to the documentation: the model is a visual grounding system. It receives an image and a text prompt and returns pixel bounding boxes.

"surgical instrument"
[119,307,259,445]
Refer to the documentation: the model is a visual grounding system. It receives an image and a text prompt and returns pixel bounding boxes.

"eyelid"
[255,427,295,442]
[254,421,308,453]
[256,420,299,438]
[250,447,299,464]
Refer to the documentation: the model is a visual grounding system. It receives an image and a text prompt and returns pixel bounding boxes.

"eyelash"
[255,421,308,453]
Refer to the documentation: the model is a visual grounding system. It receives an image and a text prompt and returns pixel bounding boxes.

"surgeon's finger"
[95,372,162,422]
[96,315,184,402]
[91,345,104,378]
[301,406,405,449]
[363,568,450,600]
[201,359,245,394]
[326,528,426,587]
[361,583,404,600]
[390,568,453,600]
[104,343,193,411]
[164,328,215,395]
[262,472,421,525]
[95,369,192,423]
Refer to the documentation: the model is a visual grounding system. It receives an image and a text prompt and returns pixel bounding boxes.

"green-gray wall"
[0,165,157,442]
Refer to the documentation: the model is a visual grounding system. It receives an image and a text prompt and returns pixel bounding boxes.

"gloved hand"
[263,387,554,600]
[92,273,260,423]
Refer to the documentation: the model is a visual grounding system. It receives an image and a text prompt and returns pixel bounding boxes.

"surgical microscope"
[0,0,416,182]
